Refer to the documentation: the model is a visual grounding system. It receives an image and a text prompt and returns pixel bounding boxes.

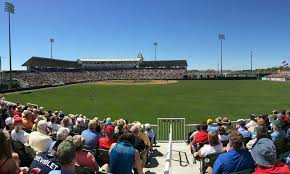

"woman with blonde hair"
[194,131,224,157]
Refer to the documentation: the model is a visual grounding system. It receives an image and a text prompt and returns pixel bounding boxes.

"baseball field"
[4,80,290,124]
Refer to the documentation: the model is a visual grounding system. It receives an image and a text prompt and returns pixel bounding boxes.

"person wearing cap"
[99,125,118,150]
[4,117,14,133]
[48,140,76,174]
[236,120,251,139]
[251,138,290,174]
[11,116,30,145]
[73,135,99,172]
[271,120,286,141]
[72,117,85,135]
[212,130,255,174]
[207,119,218,132]
[144,123,156,146]
[29,120,53,152]
[81,119,101,150]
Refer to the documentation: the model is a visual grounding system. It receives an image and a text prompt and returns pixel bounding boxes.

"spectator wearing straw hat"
[251,138,290,174]
[207,119,218,132]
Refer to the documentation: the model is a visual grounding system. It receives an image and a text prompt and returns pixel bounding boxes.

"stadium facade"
[22,53,187,71]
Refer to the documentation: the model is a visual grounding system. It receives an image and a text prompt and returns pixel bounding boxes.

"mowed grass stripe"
[5,80,290,123]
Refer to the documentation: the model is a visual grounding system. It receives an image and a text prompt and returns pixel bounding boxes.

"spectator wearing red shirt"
[193,124,208,144]
[13,106,22,117]
[251,138,290,174]
[99,125,118,150]
[73,135,99,172]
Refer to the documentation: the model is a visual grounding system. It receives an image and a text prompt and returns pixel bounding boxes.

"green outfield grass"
[4,80,290,123]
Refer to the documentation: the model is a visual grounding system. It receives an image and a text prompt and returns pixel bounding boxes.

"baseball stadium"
[0,1,290,174]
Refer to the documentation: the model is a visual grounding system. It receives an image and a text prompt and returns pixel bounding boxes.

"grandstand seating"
[9,69,186,88]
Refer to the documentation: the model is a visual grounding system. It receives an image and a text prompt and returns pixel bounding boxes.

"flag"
[284,63,288,67]
[282,60,286,64]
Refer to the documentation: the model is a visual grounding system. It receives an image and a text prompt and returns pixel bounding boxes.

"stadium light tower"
[218,33,225,76]
[251,51,253,71]
[153,42,158,61]
[50,38,54,59]
[5,2,14,89]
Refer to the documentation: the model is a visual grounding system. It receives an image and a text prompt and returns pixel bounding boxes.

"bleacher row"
[187,114,290,174]
[10,69,186,88]
[0,99,156,174]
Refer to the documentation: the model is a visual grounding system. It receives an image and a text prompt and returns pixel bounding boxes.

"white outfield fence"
[163,124,172,174]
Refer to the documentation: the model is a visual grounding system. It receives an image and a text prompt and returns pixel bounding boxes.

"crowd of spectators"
[11,69,186,88]
[267,70,290,79]
[190,112,290,174]
[0,99,156,174]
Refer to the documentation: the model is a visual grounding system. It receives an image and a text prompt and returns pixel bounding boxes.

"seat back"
[274,138,287,155]
[221,140,229,147]
[242,137,251,145]
[200,153,222,174]
[230,168,254,174]
[94,148,110,166]
[75,165,95,174]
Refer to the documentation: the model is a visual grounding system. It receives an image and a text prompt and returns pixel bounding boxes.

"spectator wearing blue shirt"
[207,119,218,132]
[286,127,290,137]
[81,119,101,150]
[211,130,255,174]
[236,120,251,139]
[271,120,285,141]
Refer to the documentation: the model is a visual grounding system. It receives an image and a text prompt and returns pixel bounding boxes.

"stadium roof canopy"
[139,60,187,69]
[22,57,81,68]
[78,58,139,62]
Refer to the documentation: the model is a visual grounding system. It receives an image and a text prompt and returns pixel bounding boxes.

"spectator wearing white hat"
[72,117,85,135]
[29,120,53,152]
[144,123,156,146]
[4,117,14,133]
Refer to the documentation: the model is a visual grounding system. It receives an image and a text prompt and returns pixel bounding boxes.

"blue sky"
[0,0,290,70]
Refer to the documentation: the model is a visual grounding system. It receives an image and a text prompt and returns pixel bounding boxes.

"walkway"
[144,142,200,174]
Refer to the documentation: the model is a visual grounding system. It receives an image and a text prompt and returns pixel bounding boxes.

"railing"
[157,118,185,142]
[163,124,172,174]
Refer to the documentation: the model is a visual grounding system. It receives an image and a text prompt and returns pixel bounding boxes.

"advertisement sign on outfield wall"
[262,77,287,81]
